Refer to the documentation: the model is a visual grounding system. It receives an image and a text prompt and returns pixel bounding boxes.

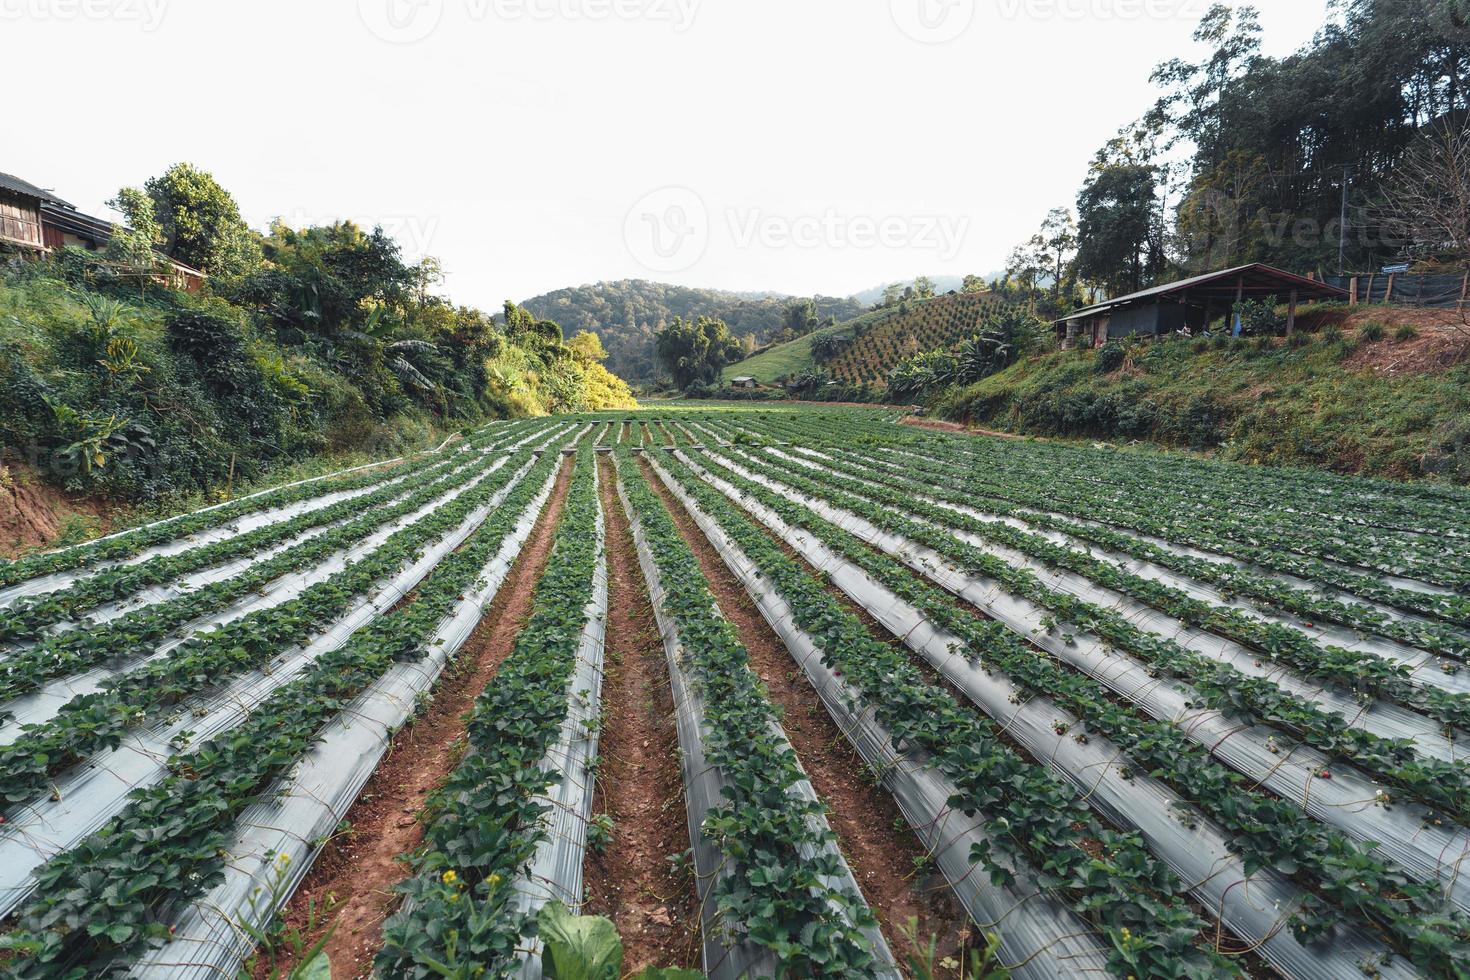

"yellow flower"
[487,873,502,886]
[441,869,458,885]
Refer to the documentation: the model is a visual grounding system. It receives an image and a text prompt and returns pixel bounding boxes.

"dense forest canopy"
[517,280,865,382]
[1004,0,1470,304]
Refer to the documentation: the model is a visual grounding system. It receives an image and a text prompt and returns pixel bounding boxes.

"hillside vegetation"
[721,290,997,386]
[0,164,635,523]
[518,280,863,382]
[934,312,1470,482]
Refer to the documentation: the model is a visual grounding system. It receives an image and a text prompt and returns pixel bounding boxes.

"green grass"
[934,335,1470,482]
[721,322,842,384]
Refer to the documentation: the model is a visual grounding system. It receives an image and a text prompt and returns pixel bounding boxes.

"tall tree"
[654,315,741,389]
[1075,159,1162,297]
[122,163,262,278]
[1038,207,1078,295]
[1380,116,1470,266]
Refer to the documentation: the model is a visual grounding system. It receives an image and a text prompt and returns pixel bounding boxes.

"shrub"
[1394,323,1420,341]
[1094,342,1125,374]
[1321,326,1343,344]
[1360,321,1386,342]
[1234,296,1283,336]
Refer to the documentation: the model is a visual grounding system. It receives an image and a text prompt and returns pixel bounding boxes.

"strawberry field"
[1,404,1468,979]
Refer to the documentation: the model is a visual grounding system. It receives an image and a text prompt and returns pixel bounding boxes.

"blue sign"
[1381,263,1411,274]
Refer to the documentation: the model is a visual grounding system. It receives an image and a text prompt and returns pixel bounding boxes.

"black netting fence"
[1325,271,1469,308]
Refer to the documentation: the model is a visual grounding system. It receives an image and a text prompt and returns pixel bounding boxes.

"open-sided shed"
[1057,263,1347,348]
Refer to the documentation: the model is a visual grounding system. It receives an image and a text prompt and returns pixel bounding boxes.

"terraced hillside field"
[723,291,998,386]
[1,405,1468,979]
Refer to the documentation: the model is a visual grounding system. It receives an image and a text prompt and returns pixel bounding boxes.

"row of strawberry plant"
[771,445,1470,725]
[0,446,516,708]
[706,440,1470,917]
[0,446,539,808]
[647,449,1236,980]
[762,414,1470,627]
[0,445,567,979]
[864,431,1470,628]
[723,444,1470,823]
[376,447,602,978]
[973,447,1466,589]
[0,417,548,596]
[0,450,485,646]
[686,447,1470,975]
[865,423,1470,598]
[760,409,1468,547]
[0,452,435,593]
[614,448,886,978]
[858,408,1470,532]
[808,442,1470,662]
[888,421,1470,561]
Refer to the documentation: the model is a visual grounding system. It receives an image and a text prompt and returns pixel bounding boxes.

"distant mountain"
[848,274,998,307]
[518,280,865,383]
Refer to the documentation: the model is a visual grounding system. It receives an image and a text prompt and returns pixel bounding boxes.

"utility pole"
[1338,162,1352,276]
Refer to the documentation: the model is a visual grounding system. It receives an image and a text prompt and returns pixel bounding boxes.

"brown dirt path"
[581,456,700,972]
[637,455,972,977]
[252,456,576,980]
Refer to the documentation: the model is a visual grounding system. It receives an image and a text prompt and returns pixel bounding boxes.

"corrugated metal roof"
[1059,263,1347,322]
[0,172,73,208]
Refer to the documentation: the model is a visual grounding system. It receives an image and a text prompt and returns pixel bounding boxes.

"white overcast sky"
[6,0,1330,309]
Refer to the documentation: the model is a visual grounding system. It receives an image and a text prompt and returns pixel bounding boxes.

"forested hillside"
[518,280,864,381]
[0,164,634,524]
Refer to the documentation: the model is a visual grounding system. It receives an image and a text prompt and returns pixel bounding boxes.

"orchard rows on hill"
[824,291,997,384]
[0,405,1467,979]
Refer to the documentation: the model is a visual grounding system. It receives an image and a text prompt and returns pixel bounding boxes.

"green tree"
[104,187,163,269]
[1039,207,1078,296]
[782,298,821,337]
[654,315,741,389]
[126,163,262,278]
[1075,159,1161,297]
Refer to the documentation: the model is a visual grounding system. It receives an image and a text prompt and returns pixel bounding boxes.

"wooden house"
[1056,264,1347,348]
